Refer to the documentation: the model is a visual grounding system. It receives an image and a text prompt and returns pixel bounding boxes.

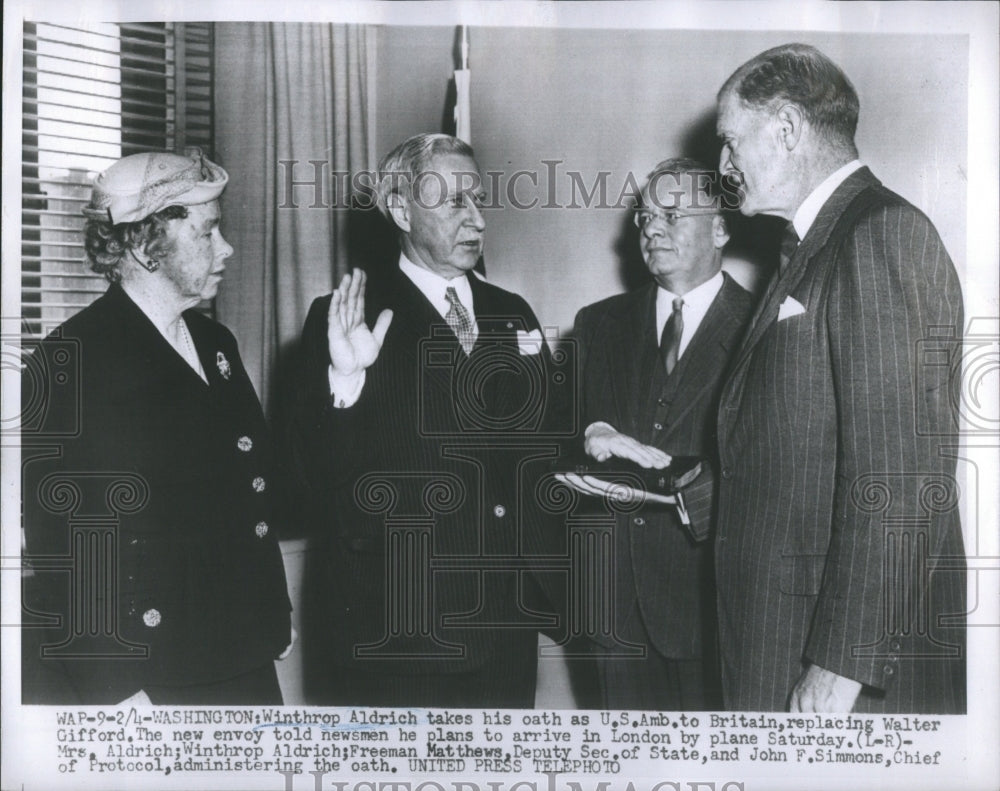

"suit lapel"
[379,266,450,341]
[469,273,519,347]
[732,167,879,369]
[608,284,658,436]
[467,272,492,319]
[108,285,212,395]
[371,267,458,411]
[663,275,742,433]
[185,313,230,389]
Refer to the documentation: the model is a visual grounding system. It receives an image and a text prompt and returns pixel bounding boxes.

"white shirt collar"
[398,253,475,321]
[655,270,724,360]
[793,159,863,240]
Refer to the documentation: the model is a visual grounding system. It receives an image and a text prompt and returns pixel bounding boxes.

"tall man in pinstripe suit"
[714,43,965,713]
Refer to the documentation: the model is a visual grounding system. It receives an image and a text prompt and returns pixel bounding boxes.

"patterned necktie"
[660,297,684,375]
[445,286,476,354]
[779,222,800,273]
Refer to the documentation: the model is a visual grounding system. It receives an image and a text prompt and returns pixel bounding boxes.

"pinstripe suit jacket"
[575,274,752,659]
[715,167,966,712]
[285,266,562,700]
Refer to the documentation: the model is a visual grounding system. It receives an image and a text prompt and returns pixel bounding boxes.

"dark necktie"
[660,297,684,375]
[445,286,476,354]
[779,222,800,273]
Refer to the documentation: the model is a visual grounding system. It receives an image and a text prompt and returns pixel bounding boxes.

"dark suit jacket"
[22,284,292,703]
[715,167,966,712]
[285,267,564,691]
[574,273,752,658]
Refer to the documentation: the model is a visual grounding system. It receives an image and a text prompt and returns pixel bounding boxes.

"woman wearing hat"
[22,150,292,704]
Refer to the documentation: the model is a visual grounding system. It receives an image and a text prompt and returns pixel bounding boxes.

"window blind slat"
[25,84,171,111]
[24,112,168,131]
[34,23,122,42]
[23,176,106,189]
[25,106,182,125]
[26,60,178,83]
[25,35,170,66]
[22,261,89,269]
[22,286,109,296]
[22,206,89,218]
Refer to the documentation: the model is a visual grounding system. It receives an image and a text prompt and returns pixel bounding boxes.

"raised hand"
[327,269,393,376]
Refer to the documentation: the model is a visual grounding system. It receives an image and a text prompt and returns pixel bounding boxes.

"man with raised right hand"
[285,133,561,707]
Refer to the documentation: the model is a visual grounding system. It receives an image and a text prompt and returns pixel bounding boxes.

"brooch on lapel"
[216,351,231,380]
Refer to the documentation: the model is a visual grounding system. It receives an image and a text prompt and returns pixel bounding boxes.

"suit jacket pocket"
[779,552,826,596]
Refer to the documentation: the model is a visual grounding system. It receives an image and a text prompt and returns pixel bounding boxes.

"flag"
[453,26,484,275]
[453,26,471,144]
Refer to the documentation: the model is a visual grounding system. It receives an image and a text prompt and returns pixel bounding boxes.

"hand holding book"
[554,422,703,524]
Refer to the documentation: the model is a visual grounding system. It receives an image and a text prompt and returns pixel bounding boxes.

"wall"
[372,26,968,335]
[375,26,457,159]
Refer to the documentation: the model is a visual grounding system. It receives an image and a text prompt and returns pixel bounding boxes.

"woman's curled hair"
[83,204,188,282]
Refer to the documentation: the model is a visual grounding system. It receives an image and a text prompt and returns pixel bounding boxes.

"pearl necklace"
[178,319,208,382]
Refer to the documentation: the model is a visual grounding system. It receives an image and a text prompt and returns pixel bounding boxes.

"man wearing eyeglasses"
[567,158,753,709]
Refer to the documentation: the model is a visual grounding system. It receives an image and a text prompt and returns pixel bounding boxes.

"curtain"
[213,23,376,410]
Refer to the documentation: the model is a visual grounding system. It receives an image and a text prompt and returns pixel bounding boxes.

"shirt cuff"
[328,367,365,408]
[584,421,617,438]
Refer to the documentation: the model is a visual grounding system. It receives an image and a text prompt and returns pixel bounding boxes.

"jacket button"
[493,504,506,518]
[722,468,733,479]
[255,521,269,538]
[653,422,663,431]
[883,664,895,676]
[252,476,266,493]
[237,436,253,452]
[889,639,901,651]
[633,517,645,526]
[142,609,161,627]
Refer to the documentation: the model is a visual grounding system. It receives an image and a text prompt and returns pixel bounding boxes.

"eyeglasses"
[633,207,719,230]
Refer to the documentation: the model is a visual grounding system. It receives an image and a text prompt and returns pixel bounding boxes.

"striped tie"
[779,222,800,272]
[660,297,684,375]
[445,286,476,354]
